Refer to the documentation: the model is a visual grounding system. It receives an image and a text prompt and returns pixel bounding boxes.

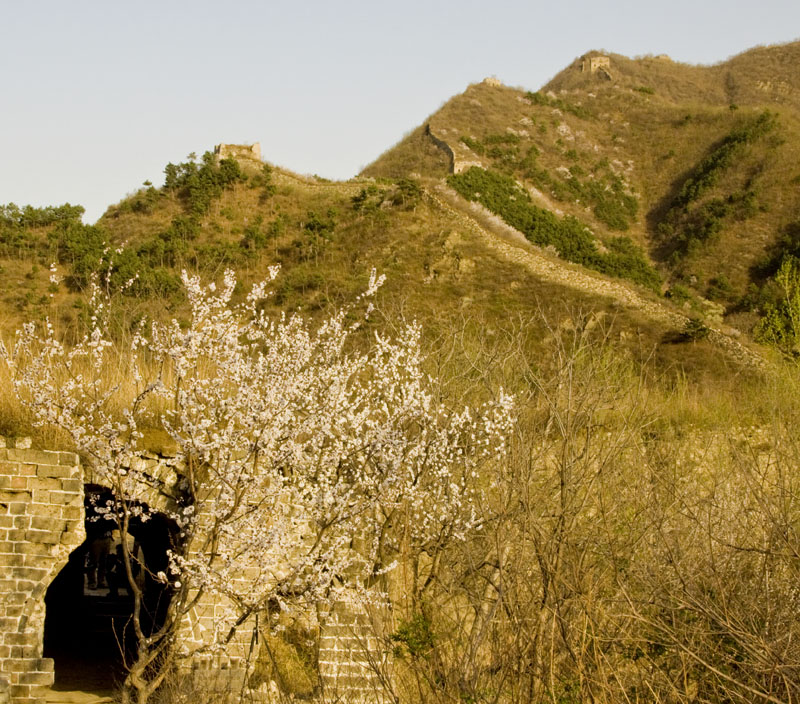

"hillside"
[3,43,800,704]
[3,43,800,407]
[364,41,800,355]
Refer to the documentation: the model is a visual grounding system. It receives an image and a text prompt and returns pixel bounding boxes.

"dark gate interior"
[43,485,175,692]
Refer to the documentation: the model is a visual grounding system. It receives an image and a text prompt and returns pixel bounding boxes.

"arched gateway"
[0,439,175,703]
[0,437,390,704]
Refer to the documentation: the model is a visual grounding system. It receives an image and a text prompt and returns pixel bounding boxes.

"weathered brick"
[35,478,61,492]
[36,464,72,479]
[19,672,52,686]
[9,642,40,659]
[7,450,41,463]
[0,515,13,528]
[12,516,31,529]
[1,652,32,666]
[13,567,47,582]
[62,518,82,534]
[0,492,29,505]
[58,451,79,466]
[8,503,27,516]
[24,530,61,545]
[48,491,81,506]
[8,684,30,698]
[59,505,82,521]
[29,517,65,532]
[16,543,54,556]
[30,490,50,504]
[1,592,25,606]
[20,554,53,569]
[59,478,82,493]
[0,476,28,491]
[33,659,53,674]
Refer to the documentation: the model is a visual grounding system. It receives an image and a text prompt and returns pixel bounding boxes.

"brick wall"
[0,437,394,703]
[319,600,391,703]
[0,437,84,704]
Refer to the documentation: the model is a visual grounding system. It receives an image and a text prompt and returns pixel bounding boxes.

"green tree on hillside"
[755,255,800,357]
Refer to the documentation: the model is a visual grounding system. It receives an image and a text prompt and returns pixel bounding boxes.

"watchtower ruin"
[580,54,612,79]
[213,143,262,163]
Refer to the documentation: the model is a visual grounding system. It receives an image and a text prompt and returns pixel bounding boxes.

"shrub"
[754,255,800,357]
[449,167,659,289]
[164,152,246,215]
[682,317,711,341]
[459,135,485,155]
[526,92,592,119]
[661,112,776,259]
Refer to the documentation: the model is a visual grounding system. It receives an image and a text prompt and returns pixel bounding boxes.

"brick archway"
[0,437,85,703]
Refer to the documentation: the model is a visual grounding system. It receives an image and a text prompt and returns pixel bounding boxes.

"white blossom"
[1,267,513,652]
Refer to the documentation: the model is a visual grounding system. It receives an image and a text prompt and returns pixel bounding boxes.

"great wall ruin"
[0,437,386,704]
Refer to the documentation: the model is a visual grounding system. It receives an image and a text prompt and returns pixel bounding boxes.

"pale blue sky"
[2,0,799,222]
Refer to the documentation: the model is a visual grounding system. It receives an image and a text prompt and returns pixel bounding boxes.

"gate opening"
[43,485,176,692]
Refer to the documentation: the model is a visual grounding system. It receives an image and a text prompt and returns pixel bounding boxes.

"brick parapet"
[0,437,85,704]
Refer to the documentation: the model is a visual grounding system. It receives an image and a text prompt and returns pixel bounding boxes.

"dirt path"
[42,690,113,704]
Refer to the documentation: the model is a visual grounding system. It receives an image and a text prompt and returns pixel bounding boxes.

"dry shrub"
[381,311,800,703]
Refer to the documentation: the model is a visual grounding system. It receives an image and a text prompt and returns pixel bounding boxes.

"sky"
[2,0,799,223]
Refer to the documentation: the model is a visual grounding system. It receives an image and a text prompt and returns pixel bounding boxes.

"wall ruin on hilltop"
[214,142,262,163]
[580,54,612,79]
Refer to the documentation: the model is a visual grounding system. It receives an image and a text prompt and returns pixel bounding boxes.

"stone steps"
[318,600,392,704]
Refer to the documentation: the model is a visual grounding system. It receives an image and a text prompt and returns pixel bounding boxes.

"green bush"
[390,613,435,659]
[661,112,775,259]
[449,167,659,289]
[459,135,484,154]
[754,255,800,357]
[526,92,592,119]
[164,151,246,215]
[0,202,86,260]
[672,112,775,211]
[351,184,385,213]
[682,317,711,341]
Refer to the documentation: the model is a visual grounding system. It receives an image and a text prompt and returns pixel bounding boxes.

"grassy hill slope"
[363,42,800,353]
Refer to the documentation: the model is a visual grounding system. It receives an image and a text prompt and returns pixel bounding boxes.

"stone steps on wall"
[318,599,393,704]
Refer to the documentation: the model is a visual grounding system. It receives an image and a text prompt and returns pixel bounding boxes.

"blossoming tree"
[2,268,513,704]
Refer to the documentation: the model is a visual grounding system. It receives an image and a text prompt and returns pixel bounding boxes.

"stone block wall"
[214,143,262,163]
[0,437,84,704]
[0,437,394,703]
[319,600,391,703]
